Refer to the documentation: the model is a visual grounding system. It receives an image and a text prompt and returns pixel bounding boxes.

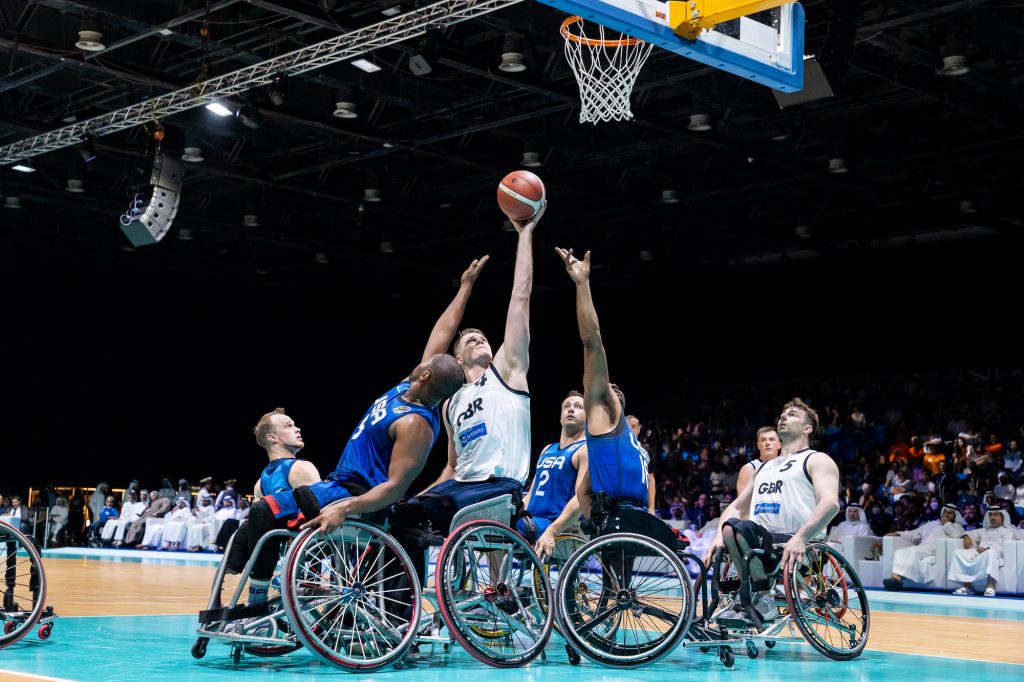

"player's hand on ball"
[556,247,590,283]
[461,255,490,287]
[511,200,545,233]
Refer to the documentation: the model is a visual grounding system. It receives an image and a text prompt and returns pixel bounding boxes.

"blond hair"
[254,407,286,449]
[756,425,779,439]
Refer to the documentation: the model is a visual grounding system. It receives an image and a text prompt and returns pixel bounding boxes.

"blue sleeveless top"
[261,458,300,496]
[527,439,585,520]
[586,413,650,506]
[331,381,441,489]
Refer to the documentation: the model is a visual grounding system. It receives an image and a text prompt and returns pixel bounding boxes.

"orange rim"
[560,15,641,47]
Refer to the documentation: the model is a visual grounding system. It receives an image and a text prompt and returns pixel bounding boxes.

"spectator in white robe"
[827,504,874,550]
[193,498,240,552]
[237,498,250,521]
[883,504,965,590]
[185,495,218,551]
[159,497,194,550]
[48,497,68,545]
[682,501,727,558]
[214,479,240,511]
[949,508,1014,596]
[105,489,148,546]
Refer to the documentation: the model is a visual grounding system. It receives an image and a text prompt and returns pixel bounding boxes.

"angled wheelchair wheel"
[532,533,587,636]
[0,522,47,649]
[437,521,554,667]
[555,533,693,668]
[783,542,870,660]
[281,521,421,671]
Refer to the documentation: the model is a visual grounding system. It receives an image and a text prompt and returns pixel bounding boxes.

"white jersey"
[750,448,823,538]
[446,364,531,484]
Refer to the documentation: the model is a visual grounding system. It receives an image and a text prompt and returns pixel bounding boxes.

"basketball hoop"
[560,16,653,124]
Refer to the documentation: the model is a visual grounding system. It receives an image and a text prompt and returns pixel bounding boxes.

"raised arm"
[421,257,489,362]
[493,208,543,390]
[556,248,618,434]
[302,416,435,533]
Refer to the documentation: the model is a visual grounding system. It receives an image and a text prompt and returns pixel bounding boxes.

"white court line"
[0,668,74,681]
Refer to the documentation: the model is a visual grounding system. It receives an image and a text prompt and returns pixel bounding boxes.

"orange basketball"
[497,170,546,222]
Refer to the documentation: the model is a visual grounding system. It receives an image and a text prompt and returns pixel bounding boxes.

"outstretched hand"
[555,247,591,283]
[511,201,546,233]
[299,501,349,534]
[461,255,490,287]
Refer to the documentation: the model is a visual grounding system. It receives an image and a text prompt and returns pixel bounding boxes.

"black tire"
[191,637,208,659]
[783,542,870,661]
[437,521,554,668]
[231,644,242,664]
[745,640,758,658]
[282,521,421,671]
[0,521,48,649]
[533,534,587,636]
[567,644,581,665]
[555,533,694,668]
[699,646,710,653]
[765,639,776,649]
[720,646,734,668]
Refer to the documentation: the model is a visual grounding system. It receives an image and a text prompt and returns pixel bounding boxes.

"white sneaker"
[983,587,996,597]
[952,586,970,596]
[223,616,272,637]
[754,591,779,622]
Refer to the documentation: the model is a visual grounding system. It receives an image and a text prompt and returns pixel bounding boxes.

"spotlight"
[794,225,811,238]
[827,157,848,174]
[521,152,542,168]
[66,177,86,193]
[119,153,184,247]
[78,136,97,163]
[379,241,394,253]
[499,33,526,73]
[409,29,444,77]
[206,101,233,117]
[237,102,263,130]
[939,55,969,77]
[181,147,204,163]
[661,189,679,204]
[363,188,382,203]
[3,195,21,209]
[352,58,381,73]
[959,200,976,214]
[268,74,287,106]
[75,16,105,52]
[334,101,358,118]
[687,114,712,132]
[11,160,35,173]
[242,213,260,227]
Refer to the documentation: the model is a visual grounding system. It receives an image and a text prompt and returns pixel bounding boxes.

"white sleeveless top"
[750,448,823,538]
[446,365,531,485]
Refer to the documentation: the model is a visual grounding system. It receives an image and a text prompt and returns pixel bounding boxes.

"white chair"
[1016,542,1024,595]
[942,538,1019,595]
[881,535,949,590]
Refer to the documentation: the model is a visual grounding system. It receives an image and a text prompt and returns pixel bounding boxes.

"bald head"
[410,354,466,406]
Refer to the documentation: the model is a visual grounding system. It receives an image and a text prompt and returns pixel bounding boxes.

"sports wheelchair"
[690,536,870,667]
[193,494,553,670]
[0,519,56,647]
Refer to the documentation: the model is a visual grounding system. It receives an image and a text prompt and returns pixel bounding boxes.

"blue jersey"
[526,438,585,520]
[586,414,650,507]
[331,381,441,489]
[261,458,301,496]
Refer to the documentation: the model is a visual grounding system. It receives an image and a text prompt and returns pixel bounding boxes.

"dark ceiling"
[1,0,1023,283]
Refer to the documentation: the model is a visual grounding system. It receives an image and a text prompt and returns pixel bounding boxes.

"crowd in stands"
[25,477,251,553]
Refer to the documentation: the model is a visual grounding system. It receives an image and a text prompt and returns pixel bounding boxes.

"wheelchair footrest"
[198,602,270,625]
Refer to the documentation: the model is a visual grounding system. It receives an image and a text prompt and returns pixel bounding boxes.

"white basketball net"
[561,16,653,124]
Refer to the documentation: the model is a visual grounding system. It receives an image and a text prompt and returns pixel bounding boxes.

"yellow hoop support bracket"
[668,0,792,41]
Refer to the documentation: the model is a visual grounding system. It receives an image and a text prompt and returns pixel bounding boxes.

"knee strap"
[292,485,322,520]
[519,513,538,543]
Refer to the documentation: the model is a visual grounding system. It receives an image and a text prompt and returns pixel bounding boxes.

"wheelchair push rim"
[437,520,554,667]
[281,521,422,670]
[783,541,870,660]
[0,521,48,649]
[555,532,694,667]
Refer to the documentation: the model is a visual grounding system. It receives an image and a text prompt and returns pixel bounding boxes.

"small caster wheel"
[699,646,710,653]
[191,637,208,659]
[719,646,735,668]
[746,641,758,659]
[3,621,16,635]
[393,660,405,670]
[38,624,53,640]
[566,645,581,666]
[765,640,776,649]
[231,645,242,665]
[540,649,547,662]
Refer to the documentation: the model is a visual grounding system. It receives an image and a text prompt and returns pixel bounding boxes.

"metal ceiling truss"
[0,0,525,164]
